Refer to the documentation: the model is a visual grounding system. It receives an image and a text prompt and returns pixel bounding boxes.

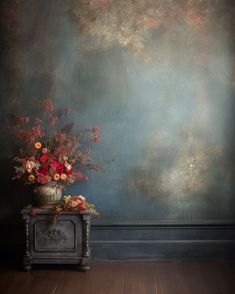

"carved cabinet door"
[21,210,91,271]
[30,215,83,258]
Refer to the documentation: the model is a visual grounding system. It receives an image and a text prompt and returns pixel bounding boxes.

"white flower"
[65,162,72,171]
[78,195,86,202]
[64,195,72,203]
[25,161,35,173]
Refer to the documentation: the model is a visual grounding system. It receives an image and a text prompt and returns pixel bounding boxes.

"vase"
[34,181,62,209]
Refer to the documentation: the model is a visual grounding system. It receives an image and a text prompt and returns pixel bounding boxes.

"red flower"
[39,165,49,175]
[66,167,73,176]
[50,160,59,170]
[77,202,86,211]
[50,160,64,174]
[90,134,100,142]
[56,164,64,174]
[40,155,48,163]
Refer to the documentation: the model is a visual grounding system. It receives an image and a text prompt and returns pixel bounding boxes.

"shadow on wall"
[0,158,34,224]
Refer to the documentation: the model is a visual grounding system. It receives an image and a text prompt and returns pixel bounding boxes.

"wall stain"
[1,0,235,221]
[125,128,232,217]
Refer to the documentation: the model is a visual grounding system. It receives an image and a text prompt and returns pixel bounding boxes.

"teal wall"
[1,0,235,223]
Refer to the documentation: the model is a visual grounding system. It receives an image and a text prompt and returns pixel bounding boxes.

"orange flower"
[53,173,60,181]
[61,173,67,180]
[34,142,42,149]
[42,147,48,154]
[28,174,35,182]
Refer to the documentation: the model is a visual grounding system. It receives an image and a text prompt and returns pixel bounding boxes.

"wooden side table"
[21,209,91,272]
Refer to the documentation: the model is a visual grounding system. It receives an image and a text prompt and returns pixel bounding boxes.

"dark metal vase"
[34,181,62,209]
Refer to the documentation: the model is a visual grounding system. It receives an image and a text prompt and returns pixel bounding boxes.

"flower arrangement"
[24,194,99,223]
[52,194,99,223]
[55,194,98,213]
[6,99,101,188]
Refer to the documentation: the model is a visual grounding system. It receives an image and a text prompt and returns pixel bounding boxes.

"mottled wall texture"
[1,0,235,223]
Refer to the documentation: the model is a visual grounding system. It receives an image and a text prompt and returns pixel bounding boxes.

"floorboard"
[0,261,234,294]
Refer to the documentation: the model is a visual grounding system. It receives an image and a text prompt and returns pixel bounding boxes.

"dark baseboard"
[90,220,235,260]
[0,220,235,262]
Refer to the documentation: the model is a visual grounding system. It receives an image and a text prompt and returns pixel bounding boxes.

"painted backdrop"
[0,0,235,223]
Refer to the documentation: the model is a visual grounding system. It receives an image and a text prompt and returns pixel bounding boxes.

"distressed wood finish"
[23,216,31,272]
[21,209,91,271]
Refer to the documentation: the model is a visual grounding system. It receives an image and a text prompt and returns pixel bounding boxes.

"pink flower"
[50,160,58,170]
[37,173,51,184]
[25,160,35,173]
[42,148,49,154]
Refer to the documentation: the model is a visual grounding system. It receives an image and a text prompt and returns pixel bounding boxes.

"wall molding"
[0,220,235,261]
[90,220,235,260]
[92,219,235,227]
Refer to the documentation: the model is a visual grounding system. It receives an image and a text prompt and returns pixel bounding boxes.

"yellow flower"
[42,148,48,154]
[28,174,35,182]
[34,142,42,149]
[60,173,67,180]
[53,173,60,181]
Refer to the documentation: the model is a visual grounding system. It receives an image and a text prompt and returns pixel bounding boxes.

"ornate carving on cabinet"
[21,209,91,272]
[38,229,67,246]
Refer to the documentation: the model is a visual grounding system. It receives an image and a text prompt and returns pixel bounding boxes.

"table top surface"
[21,208,92,215]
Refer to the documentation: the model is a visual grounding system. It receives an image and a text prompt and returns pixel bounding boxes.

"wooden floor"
[0,261,234,294]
